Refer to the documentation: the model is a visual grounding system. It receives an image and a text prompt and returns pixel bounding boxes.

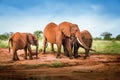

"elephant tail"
[8,38,12,53]
[90,48,96,52]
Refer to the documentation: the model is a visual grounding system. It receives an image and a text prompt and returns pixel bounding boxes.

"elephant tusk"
[77,37,96,52]
[77,37,84,47]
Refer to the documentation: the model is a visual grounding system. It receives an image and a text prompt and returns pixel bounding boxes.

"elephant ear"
[27,33,34,44]
[59,22,72,37]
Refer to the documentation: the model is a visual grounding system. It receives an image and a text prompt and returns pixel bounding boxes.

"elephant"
[63,30,94,59]
[9,32,39,61]
[42,21,92,59]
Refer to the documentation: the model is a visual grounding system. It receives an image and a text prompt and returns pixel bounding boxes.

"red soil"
[0,48,120,80]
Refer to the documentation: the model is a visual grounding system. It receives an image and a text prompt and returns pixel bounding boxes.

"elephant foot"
[83,56,88,59]
[13,58,19,61]
[17,58,20,60]
[50,51,56,53]
[41,50,46,54]
[36,56,39,59]
[64,53,69,57]
[56,56,61,59]
[29,57,33,60]
[41,51,45,54]
[24,57,27,60]
[87,55,90,57]
[74,55,80,58]
[83,54,89,59]
[69,56,74,59]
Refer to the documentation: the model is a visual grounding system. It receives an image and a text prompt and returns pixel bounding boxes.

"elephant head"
[59,21,90,50]
[27,33,39,58]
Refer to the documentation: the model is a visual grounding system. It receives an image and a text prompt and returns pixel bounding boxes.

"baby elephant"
[9,32,39,61]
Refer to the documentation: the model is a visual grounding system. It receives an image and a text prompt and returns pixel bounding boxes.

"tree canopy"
[0,32,13,40]
[101,32,112,40]
[33,30,43,39]
[116,34,120,40]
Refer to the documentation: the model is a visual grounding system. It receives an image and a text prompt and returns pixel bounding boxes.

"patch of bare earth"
[0,48,120,80]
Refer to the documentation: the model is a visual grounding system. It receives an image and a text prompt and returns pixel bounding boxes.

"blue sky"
[0,0,120,37]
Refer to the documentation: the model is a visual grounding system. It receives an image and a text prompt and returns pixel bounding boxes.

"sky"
[0,0,120,37]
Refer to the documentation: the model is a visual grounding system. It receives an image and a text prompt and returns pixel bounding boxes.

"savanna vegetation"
[0,31,120,54]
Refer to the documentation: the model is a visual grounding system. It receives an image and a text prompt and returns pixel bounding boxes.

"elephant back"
[81,30,92,48]
[81,30,92,40]
[44,22,57,33]
[10,32,27,49]
[43,22,59,43]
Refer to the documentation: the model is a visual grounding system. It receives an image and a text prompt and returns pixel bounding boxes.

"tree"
[101,32,112,40]
[33,30,43,39]
[0,32,14,40]
[116,34,120,40]
[0,34,8,40]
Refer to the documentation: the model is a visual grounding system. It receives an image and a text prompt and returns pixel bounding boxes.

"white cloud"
[50,14,120,37]
[77,15,120,37]
[0,14,120,37]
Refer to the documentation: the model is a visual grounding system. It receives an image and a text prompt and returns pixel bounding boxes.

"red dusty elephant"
[42,21,92,59]
[9,32,39,61]
[63,30,95,59]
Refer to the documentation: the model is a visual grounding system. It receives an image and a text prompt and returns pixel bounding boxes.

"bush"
[116,34,120,40]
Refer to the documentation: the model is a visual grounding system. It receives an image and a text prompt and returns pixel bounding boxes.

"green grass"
[51,61,64,68]
[92,40,120,54]
[0,40,8,48]
[0,39,120,54]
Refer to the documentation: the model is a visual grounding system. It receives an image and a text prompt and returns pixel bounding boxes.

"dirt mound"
[0,48,120,80]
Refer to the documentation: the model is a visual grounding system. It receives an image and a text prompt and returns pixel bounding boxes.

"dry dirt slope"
[0,48,120,80]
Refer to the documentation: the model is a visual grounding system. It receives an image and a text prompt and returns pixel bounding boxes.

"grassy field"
[0,39,120,54]
[92,40,120,54]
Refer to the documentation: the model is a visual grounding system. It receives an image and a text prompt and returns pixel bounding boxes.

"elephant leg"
[28,45,33,60]
[62,39,73,59]
[15,53,19,60]
[24,48,27,60]
[12,50,16,61]
[73,45,80,58]
[62,41,69,57]
[84,49,89,59]
[66,42,73,59]
[36,46,39,59]
[42,37,47,54]
[56,44,61,59]
[63,46,69,57]
[13,49,19,61]
[50,43,55,53]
